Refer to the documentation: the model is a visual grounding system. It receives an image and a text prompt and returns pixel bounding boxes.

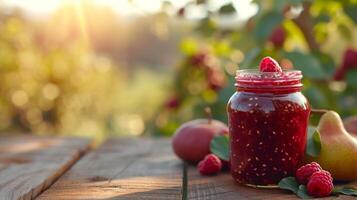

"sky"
[1,0,257,21]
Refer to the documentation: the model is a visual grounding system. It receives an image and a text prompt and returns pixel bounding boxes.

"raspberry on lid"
[259,57,283,72]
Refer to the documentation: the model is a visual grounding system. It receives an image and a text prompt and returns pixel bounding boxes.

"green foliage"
[156,0,357,135]
[344,4,357,24]
[0,5,168,139]
[306,127,322,157]
[283,51,326,79]
[278,177,312,199]
[219,3,236,15]
[296,185,311,199]
[278,177,299,193]
[333,186,357,196]
[210,135,230,161]
[253,12,283,42]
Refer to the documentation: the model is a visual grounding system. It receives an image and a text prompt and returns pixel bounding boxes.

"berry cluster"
[334,48,357,80]
[296,162,333,197]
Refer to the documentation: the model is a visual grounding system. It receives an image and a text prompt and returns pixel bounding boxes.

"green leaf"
[278,178,312,199]
[253,12,283,42]
[297,185,311,199]
[332,187,341,195]
[344,4,357,24]
[339,188,357,196]
[303,85,329,109]
[219,3,236,15]
[195,18,217,36]
[337,23,352,41]
[313,14,331,24]
[210,135,229,161]
[196,0,206,4]
[272,0,303,12]
[241,47,261,69]
[333,186,357,196]
[306,127,321,157]
[283,51,327,79]
[278,177,299,193]
[346,70,357,89]
[312,52,336,77]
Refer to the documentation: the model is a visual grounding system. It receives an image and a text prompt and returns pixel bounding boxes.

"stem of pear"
[311,109,328,115]
[204,107,212,124]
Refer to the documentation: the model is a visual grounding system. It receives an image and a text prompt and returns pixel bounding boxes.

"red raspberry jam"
[227,69,310,186]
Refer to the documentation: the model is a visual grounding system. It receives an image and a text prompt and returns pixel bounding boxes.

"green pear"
[311,111,357,181]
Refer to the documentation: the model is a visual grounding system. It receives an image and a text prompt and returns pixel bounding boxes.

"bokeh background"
[0,0,356,140]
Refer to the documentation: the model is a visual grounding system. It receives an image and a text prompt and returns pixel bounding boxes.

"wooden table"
[0,136,355,200]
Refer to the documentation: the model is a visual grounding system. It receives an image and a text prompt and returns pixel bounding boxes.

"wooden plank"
[0,135,92,200]
[186,165,357,200]
[38,138,183,200]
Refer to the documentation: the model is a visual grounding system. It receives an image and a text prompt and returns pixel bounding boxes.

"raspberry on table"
[198,154,222,175]
[296,162,322,184]
[307,170,333,197]
[259,56,282,72]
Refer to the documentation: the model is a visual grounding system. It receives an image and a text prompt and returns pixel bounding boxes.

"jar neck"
[235,85,302,94]
[235,70,303,94]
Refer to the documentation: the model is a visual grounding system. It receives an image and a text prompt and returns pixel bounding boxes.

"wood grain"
[0,135,92,200]
[186,165,357,200]
[38,138,183,200]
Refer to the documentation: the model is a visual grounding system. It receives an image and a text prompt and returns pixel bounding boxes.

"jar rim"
[235,69,303,92]
[236,69,302,77]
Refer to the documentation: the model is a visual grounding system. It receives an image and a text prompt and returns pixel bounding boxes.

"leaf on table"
[278,177,299,194]
[210,135,229,161]
[297,185,311,199]
[306,126,321,157]
[333,186,357,196]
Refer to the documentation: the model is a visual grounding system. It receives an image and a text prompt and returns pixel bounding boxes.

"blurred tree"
[0,4,169,140]
[0,1,183,139]
[154,0,357,136]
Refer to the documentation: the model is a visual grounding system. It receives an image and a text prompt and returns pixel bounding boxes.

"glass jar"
[227,70,310,187]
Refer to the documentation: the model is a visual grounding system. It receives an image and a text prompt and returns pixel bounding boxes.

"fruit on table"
[198,154,222,175]
[343,115,357,136]
[307,170,333,197]
[296,162,322,185]
[309,111,357,180]
[172,119,228,163]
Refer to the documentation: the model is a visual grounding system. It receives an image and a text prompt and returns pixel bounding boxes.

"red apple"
[172,119,228,164]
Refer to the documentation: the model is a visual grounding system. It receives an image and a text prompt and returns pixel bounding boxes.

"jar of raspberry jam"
[227,69,310,187]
